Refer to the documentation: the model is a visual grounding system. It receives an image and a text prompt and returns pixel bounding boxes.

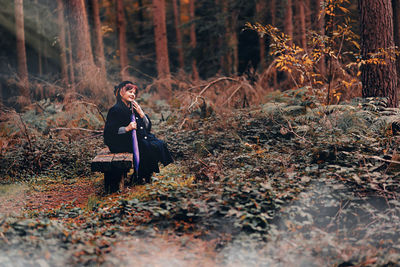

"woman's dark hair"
[114,81,139,101]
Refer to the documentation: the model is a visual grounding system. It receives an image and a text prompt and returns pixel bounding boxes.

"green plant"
[247,0,361,105]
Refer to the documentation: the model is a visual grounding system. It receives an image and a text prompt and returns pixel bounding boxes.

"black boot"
[131,172,145,185]
[144,174,152,184]
[140,172,153,184]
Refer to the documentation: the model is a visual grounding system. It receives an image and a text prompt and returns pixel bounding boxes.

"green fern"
[370,115,400,134]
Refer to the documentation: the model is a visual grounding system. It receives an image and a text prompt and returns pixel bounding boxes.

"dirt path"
[106,234,220,267]
[0,184,30,215]
[0,178,102,215]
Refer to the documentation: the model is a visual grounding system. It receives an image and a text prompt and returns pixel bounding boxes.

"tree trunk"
[359,0,398,107]
[57,0,69,88]
[297,0,307,50]
[91,0,106,76]
[34,0,42,76]
[172,0,185,70]
[153,0,170,79]
[256,0,266,70]
[317,0,326,75]
[284,0,293,46]
[216,0,224,74]
[231,21,239,74]
[66,23,76,92]
[223,0,238,74]
[305,0,311,30]
[270,0,277,87]
[15,0,30,103]
[189,0,199,80]
[138,0,145,36]
[66,0,96,83]
[223,0,231,74]
[270,0,276,26]
[116,0,129,80]
[392,0,400,86]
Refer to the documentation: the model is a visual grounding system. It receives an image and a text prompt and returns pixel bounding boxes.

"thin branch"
[17,113,33,152]
[188,77,239,111]
[125,65,155,80]
[178,118,188,130]
[50,127,103,133]
[342,151,400,165]
[31,76,64,91]
[258,59,278,83]
[198,77,239,96]
[363,155,400,165]
[222,85,243,106]
[0,231,9,244]
[74,101,106,123]
[270,110,312,144]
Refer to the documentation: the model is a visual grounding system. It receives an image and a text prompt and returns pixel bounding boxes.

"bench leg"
[104,170,127,194]
[119,172,126,192]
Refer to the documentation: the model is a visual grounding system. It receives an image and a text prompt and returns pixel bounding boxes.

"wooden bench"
[91,148,134,194]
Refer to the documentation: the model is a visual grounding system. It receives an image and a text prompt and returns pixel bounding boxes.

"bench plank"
[91,148,134,194]
[91,149,133,173]
[97,148,111,155]
[91,154,114,172]
[111,153,133,170]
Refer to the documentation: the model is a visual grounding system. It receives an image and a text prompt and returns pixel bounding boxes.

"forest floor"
[1,92,400,266]
[0,178,100,215]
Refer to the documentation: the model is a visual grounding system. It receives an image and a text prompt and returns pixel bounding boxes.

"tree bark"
[297,0,307,50]
[66,23,76,92]
[305,0,311,30]
[223,0,238,74]
[66,0,96,82]
[15,0,30,102]
[393,0,400,50]
[392,0,400,86]
[317,0,326,75]
[172,0,185,70]
[91,0,106,76]
[284,0,293,46]
[359,0,398,107]
[34,0,42,76]
[223,0,231,74]
[256,0,266,70]
[57,0,69,88]
[231,20,239,74]
[153,0,170,78]
[270,0,276,26]
[215,0,224,74]
[189,0,199,80]
[116,0,129,80]
[270,0,277,87]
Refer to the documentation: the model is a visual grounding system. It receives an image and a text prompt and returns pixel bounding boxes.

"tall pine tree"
[359,0,398,107]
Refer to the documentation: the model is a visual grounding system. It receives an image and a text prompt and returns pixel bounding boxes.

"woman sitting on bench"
[103,81,173,184]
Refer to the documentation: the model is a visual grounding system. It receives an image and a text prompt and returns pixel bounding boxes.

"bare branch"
[188,77,240,111]
[50,127,103,133]
[17,112,33,151]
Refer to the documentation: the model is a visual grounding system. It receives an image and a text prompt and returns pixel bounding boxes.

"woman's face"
[120,84,137,104]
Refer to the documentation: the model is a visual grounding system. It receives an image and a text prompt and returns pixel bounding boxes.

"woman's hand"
[125,121,137,132]
[132,100,145,118]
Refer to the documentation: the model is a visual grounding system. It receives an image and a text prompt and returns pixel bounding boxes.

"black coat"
[104,100,173,178]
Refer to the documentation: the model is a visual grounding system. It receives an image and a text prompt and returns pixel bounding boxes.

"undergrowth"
[1,89,400,266]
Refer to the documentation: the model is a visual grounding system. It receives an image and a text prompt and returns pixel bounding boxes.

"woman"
[104,81,173,184]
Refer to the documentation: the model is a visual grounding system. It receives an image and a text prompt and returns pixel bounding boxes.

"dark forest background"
[1,0,400,141]
[0,0,366,109]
